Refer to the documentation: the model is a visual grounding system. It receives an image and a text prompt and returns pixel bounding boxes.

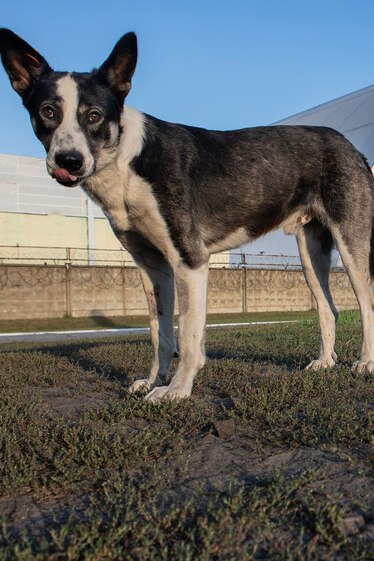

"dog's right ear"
[0,29,52,98]
[97,32,137,101]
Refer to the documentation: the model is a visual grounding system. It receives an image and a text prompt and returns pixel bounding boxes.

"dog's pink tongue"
[52,168,78,182]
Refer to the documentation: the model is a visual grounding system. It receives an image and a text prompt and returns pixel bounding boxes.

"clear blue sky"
[1,0,374,157]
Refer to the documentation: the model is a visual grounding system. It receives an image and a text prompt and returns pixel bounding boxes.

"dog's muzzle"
[51,150,85,187]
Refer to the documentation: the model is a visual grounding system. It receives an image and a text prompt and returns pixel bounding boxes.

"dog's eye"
[88,110,102,124]
[41,106,56,120]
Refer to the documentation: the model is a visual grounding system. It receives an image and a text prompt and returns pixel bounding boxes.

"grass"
[0,309,316,333]
[0,310,373,560]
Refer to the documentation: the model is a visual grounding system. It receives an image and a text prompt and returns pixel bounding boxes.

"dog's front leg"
[128,259,177,393]
[145,262,209,402]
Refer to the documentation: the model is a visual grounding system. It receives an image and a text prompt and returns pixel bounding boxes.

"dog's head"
[0,29,137,187]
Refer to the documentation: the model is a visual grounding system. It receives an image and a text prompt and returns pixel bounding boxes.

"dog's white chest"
[83,166,180,264]
[83,167,145,229]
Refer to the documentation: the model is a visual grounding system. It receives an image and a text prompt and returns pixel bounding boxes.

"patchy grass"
[0,310,373,560]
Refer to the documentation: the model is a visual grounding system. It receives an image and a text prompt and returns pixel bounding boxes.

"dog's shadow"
[6,337,152,387]
[206,346,310,370]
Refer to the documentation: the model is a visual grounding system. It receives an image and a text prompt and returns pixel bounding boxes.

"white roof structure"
[274,84,374,164]
[240,83,374,259]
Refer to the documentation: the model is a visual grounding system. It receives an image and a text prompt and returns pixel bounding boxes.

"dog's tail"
[368,163,374,280]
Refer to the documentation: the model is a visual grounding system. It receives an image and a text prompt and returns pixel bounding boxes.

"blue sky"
[1,0,374,157]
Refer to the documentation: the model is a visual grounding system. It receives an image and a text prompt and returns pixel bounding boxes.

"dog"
[0,29,373,401]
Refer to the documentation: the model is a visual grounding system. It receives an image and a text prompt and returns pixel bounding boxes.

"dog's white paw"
[352,360,374,373]
[128,379,151,394]
[305,357,336,370]
[145,385,191,402]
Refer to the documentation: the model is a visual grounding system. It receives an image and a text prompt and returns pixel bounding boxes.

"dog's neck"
[80,105,150,234]
[82,105,146,192]
[120,105,146,163]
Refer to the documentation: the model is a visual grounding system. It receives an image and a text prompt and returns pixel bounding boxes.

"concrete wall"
[0,212,88,249]
[0,265,358,320]
[0,212,133,265]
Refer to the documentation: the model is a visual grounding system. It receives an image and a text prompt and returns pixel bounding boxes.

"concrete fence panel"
[0,265,359,320]
[0,266,66,319]
[246,269,313,312]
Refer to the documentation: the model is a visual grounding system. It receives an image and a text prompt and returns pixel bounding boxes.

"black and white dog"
[0,29,373,401]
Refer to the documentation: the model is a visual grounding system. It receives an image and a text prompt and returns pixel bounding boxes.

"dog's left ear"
[98,32,137,100]
[0,29,52,98]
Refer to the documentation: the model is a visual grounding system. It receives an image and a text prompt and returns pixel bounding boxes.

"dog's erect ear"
[0,28,52,98]
[98,32,137,99]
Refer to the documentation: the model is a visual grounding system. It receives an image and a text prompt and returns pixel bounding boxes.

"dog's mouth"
[51,168,81,187]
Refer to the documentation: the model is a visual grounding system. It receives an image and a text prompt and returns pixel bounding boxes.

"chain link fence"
[0,244,344,269]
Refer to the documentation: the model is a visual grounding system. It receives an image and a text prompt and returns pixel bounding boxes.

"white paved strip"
[0,320,298,345]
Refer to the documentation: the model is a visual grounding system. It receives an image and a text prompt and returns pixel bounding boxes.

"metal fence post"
[241,253,247,313]
[65,248,72,317]
[122,266,127,316]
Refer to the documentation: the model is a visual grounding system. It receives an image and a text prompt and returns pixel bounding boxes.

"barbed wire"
[247,269,305,290]
[70,267,143,289]
[0,263,353,292]
[209,269,242,290]
[0,266,145,290]
[0,266,64,290]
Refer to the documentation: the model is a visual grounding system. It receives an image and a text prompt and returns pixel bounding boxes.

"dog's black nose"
[55,151,84,173]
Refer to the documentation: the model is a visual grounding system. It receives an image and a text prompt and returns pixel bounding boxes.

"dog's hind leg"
[296,221,338,369]
[145,261,209,401]
[332,227,374,373]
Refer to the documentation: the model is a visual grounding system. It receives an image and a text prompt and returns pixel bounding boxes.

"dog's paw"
[128,379,151,394]
[144,385,191,402]
[351,360,374,373]
[305,356,336,370]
